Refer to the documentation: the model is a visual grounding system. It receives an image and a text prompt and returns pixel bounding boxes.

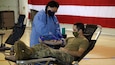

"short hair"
[74,23,84,32]
[45,0,59,13]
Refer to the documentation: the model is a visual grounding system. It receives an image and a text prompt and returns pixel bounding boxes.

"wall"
[0,0,28,25]
[0,0,19,23]
[0,0,115,28]
[19,0,30,26]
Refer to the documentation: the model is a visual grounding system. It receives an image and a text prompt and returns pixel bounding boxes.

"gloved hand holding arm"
[39,34,66,45]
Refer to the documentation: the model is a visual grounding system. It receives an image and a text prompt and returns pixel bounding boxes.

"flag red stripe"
[28,0,115,6]
[28,0,115,28]
[57,15,115,28]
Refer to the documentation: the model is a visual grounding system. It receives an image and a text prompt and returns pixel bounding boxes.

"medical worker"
[30,1,63,47]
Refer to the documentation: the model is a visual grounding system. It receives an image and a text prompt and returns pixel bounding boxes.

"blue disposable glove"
[40,35,58,41]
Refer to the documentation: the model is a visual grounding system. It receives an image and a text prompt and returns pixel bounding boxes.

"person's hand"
[61,38,66,46]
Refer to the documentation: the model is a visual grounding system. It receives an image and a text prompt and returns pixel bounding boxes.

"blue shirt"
[30,10,62,47]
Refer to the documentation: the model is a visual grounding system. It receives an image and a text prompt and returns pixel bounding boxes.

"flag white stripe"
[28,4,115,18]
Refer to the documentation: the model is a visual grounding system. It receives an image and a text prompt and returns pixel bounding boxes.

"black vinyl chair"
[0,14,26,51]
[5,14,26,45]
[54,24,102,65]
[74,24,101,62]
[14,24,101,65]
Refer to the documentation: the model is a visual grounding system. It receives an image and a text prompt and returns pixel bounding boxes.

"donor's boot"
[14,40,33,60]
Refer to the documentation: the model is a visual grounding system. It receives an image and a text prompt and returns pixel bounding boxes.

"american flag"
[28,0,115,28]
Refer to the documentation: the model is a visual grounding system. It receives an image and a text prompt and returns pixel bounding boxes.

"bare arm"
[39,38,66,45]
[43,40,63,45]
[60,47,85,57]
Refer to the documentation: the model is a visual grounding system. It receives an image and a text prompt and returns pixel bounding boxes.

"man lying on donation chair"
[5,23,89,64]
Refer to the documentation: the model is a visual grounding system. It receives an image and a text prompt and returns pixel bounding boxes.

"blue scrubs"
[30,10,62,47]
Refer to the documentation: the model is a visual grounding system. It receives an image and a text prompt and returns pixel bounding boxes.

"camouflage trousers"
[31,43,75,64]
[14,41,74,64]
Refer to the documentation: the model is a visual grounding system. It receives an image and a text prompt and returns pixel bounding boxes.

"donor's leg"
[14,40,33,60]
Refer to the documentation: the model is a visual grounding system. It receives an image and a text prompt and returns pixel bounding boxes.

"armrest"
[16,57,56,64]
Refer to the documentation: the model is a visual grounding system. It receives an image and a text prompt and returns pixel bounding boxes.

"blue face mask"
[48,10,55,16]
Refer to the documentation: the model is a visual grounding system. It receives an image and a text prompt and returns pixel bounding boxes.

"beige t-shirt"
[64,37,89,51]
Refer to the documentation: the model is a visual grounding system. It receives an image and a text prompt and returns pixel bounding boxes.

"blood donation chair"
[0,14,26,51]
[5,14,26,45]
[5,24,102,65]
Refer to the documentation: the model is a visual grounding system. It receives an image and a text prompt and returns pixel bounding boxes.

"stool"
[0,32,10,51]
[0,33,5,47]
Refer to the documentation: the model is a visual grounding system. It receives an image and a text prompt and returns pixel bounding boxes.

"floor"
[0,24,115,65]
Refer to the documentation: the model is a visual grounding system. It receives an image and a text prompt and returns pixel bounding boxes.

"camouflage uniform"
[14,41,74,64]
